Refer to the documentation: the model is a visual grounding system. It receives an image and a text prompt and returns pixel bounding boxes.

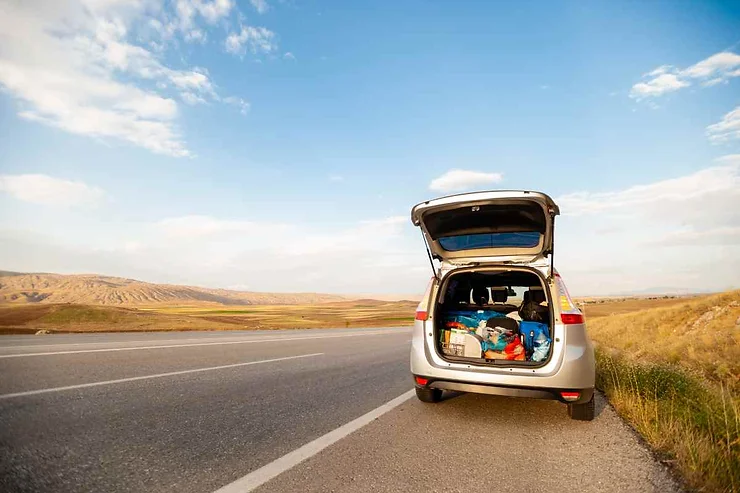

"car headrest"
[472,286,489,306]
[528,287,546,304]
[490,287,508,303]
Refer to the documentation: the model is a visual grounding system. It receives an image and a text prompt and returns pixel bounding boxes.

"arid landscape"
[0,271,419,334]
[0,271,354,305]
[0,271,720,335]
[0,270,706,335]
[2,270,738,491]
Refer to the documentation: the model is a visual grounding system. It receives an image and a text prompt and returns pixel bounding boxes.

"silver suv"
[410,190,596,420]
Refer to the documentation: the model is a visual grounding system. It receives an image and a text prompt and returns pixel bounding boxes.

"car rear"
[409,190,596,420]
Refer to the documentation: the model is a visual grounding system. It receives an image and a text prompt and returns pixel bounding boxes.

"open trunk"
[434,267,553,367]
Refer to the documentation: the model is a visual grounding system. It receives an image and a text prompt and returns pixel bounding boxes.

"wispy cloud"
[225,26,277,56]
[706,106,740,144]
[157,215,287,238]
[630,51,740,100]
[555,155,740,294]
[558,155,740,218]
[0,0,255,157]
[328,174,344,182]
[429,169,503,192]
[250,0,270,14]
[0,174,105,206]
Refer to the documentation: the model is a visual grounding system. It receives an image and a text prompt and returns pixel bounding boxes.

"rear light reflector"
[415,376,429,386]
[415,310,428,321]
[561,313,584,325]
[561,391,580,401]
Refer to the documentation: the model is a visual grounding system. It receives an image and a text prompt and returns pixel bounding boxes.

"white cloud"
[682,52,740,79]
[630,51,740,100]
[644,65,673,77]
[173,0,234,33]
[0,0,251,157]
[555,156,740,293]
[629,73,689,99]
[706,106,740,144]
[180,91,207,105]
[223,96,250,114]
[157,215,288,238]
[0,174,105,206]
[283,52,296,60]
[250,0,269,14]
[183,28,207,43]
[649,226,740,246]
[429,169,503,192]
[225,26,277,56]
[328,174,343,182]
[558,155,740,218]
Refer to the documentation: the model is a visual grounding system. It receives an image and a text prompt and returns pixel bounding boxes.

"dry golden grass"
[0,300,417,334]
[588,290,740,387]
[591,290,740,493]
[578,296,700,319]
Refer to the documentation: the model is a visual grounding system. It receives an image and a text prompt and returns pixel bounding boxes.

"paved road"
[0,328,680,492]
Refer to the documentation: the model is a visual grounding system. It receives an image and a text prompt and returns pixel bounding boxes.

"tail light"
[415,277,436,322]
[561,391,580,401]
[415,376,429,386]
[561,313,585,325]
[554,272,585,325]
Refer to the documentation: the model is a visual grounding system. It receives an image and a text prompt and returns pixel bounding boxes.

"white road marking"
[213,389,415,493]
[0,336,260,350]
[0,330,410,359]
[0,353,323,400]
[0,330,406,351]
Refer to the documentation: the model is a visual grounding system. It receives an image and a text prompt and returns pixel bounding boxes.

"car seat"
[471,285,490,306]
[519,286,550,323]
[489,287,519,314]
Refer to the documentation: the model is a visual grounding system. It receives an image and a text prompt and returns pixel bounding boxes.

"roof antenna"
[420,230,438,280]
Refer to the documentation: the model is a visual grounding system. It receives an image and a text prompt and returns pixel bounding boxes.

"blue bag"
[519,321,550,356]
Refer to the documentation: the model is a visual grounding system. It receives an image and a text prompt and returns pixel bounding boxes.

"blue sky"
[0,0,739,295]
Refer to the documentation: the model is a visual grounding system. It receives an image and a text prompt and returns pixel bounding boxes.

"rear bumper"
[413,376,594,404]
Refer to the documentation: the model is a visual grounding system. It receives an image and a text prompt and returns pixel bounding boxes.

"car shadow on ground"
[439,389,606,420]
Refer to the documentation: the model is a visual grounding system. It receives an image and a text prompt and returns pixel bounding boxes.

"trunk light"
[561,313,584,325]
[415,310,428,321]
[415,376,429,386]
[561,391,580,401]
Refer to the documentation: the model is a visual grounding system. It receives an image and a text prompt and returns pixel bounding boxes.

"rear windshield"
[438,232,541,251]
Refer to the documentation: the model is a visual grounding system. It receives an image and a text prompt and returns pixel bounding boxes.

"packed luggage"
[438,283,552,364]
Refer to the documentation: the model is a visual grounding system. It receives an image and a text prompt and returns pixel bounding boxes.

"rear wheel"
[568,396,595,421]
[415,387,443,403]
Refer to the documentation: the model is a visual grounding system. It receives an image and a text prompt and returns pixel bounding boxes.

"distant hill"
[0,272,350,306]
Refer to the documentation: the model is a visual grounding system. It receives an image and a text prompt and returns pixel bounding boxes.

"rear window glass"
[438,232,541,251]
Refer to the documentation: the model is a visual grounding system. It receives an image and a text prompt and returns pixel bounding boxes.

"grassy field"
[587,290,740,493]
[0,299,419,334]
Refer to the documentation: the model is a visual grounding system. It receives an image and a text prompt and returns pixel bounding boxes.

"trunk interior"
[434,268,553,367]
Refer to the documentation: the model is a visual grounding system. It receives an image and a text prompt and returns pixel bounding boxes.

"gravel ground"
[257,391,682,493]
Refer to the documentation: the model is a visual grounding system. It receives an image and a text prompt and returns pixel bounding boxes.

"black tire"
[568,396,595,421]
[415,387,443,403]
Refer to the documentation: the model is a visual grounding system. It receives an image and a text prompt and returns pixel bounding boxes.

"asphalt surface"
[0,328,681,493]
